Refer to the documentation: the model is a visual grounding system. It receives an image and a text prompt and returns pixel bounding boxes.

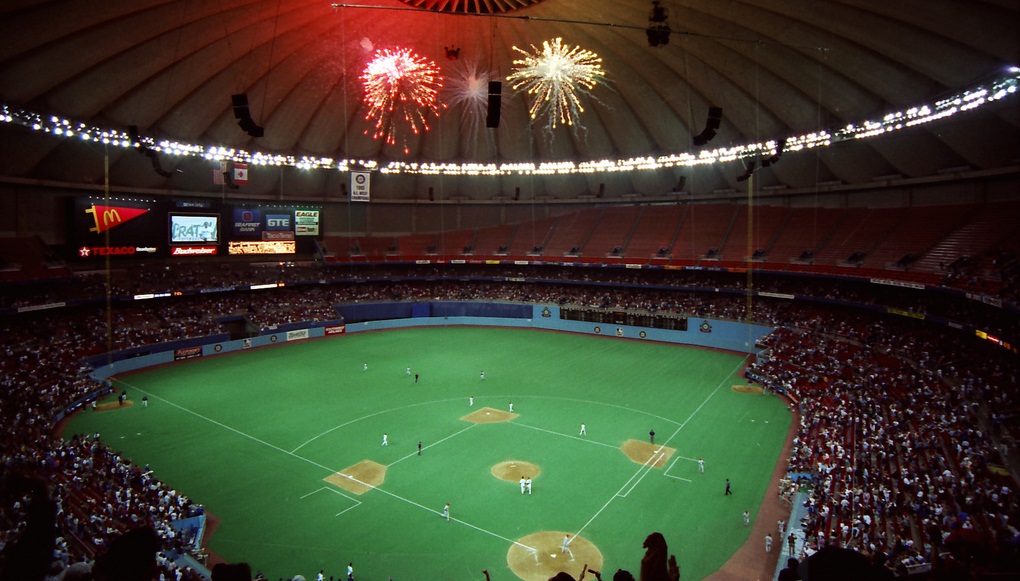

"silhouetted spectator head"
[641,531,671,580]
[613,570,636,581]
[92,526,160,581]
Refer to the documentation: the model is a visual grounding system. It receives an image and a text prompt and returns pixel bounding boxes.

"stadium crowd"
[1,261,1018,579]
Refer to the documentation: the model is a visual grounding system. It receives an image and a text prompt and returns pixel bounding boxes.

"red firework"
[361,47,444,153]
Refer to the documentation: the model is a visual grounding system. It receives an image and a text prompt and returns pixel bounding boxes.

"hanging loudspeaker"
[486,81,502,128]
[693,106,723,146]
[231,94,265,138]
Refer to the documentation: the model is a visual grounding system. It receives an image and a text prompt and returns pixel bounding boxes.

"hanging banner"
[351,171,370,202]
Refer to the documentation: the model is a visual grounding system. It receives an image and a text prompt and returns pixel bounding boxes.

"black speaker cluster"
[736,160,756,182]
[486,81,502,128]
[692,106,722,146]
[760,138,787,167]
[232,94,265,138]
[128,125,172,177]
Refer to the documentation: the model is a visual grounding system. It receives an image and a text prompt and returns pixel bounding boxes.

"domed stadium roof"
[0,0,1017,201]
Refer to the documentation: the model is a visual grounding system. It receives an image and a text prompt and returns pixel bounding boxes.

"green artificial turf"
[65,326,791,580]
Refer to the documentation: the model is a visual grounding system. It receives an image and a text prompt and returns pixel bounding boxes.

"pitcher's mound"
[507,531,603,581]
[462,406,518,423]
[491,461,540,482]
[732,384,764,394]
[324,460,386,495]
[621,439,676,468]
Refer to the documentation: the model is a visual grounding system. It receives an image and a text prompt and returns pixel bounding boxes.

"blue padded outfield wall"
[87,302,772,386]
[337,301,532,322]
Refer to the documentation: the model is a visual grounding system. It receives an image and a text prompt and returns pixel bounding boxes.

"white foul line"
[571,356,748,539]
[111,379,536,553]
[299,487,362,517]
[509,422,619,449]
[387,424,477,467]
[290,397,468,454]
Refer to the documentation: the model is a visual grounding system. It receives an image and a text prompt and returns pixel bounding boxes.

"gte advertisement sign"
[232,208,296,241]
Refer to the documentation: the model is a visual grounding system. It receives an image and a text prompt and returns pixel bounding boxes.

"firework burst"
[443,61,497,147]
[361,47,444,154]
[444,61,490,119]
[506,37,606,130]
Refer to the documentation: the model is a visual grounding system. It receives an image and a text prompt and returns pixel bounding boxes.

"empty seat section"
[472,224,516,255]
[436,229,476,255]
[0,237,70,281]
[913,201,1020,273]
[583,206,642,258]
[396,233,438,257]
[812,207,906,265]
[319,236,358,260]
[625,205,686,258]
[543,209,602,256]
[353,236,397,260]
[767,208,846,263]
[507,217,558,257]
[720,205,788,262]
[672,204,738,261]
[860,205,971,269]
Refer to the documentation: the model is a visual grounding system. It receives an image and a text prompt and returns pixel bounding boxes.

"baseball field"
[64,326,792,580]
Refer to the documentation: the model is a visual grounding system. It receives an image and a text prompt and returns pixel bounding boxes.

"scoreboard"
[72,197,320,260]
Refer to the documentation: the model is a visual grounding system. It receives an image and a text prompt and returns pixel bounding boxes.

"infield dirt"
[507,531,603,581]
[325,460,386,495]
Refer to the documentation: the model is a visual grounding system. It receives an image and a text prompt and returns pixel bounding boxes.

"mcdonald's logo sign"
[85,204,151,234]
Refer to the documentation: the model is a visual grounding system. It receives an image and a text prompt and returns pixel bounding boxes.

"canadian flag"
[214,161,248,187]
[233,163,248,186]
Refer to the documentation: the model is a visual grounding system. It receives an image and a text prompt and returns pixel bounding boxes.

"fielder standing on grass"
[442,502,450,521]
[580,422,586,436]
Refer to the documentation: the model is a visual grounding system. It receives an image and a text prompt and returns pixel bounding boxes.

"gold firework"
[506,37,606,129]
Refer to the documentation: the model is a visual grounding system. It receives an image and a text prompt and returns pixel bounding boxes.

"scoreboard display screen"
[71,197,320,260]
[169,214,219,244]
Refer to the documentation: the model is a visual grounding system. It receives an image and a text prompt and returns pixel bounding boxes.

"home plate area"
[507,531,603,581]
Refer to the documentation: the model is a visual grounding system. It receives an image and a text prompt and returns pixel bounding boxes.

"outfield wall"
[86,303,772,386]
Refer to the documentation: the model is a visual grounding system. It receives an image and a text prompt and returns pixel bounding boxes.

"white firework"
[446,60,493,120]
[506,37,607,131]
